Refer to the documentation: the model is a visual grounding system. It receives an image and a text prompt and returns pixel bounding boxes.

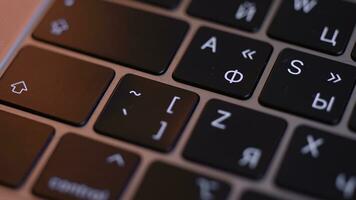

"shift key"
[33,0,188,74]
[0,46,114,126]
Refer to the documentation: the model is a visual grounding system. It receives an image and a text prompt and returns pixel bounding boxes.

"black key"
[33,0,188,75]
[174,27,272,99]
[260,49,356,124]
[352,44,356,61]
[33,134,139,200]
[184,99,286,179]
[277,126,356,200]
[0,46,114,126]
[133,162,230,200]
[188,0,273,32]
[95,74,198,152]
[241,191,282,200]
[0,110,53,188]
[268,0,356,55]
[138,0,180,9]
[349,105,356,132]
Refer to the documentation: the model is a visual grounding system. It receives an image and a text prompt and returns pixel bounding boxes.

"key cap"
[268,0,356,55]
[33,134,139,200]
[188,0,273,32]
[276,126,356,200]
[0,110,53,188]
[33,0,188,75]
[133,162,230,200]
[0,46,114,126]
[352,44,356,61]
[138,0,180,9]
[174,27,272,99]
[95,74,198,152]
[241,191,282,200]
[260,49,356,124]
[183,99,286,179]
[349,105,356,132]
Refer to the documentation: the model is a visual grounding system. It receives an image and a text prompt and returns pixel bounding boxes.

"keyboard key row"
[6,103,356,200]
[188,0,355,56]
[33,0,355,83]
[30,134,231,200]
[2,45,354,147]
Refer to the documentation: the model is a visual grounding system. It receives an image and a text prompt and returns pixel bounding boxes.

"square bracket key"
[95,74,198,152]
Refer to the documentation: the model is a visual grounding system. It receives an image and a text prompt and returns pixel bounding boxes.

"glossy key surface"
[33,0,188,74]
[133,162,230,200]
[33,134,140,200]
[268,0,356,55]
[174,27,272,99]
[188,0,273,32]
[184,99,286,179]
[260,49,356,124]
[0,110,53,188]
[277,126,356,200]
[0,46,114,126]
[95,74,198,152]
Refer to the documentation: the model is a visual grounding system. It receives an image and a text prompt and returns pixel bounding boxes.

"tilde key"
[95,74,198,152]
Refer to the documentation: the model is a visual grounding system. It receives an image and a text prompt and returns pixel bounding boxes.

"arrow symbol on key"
[10,81,28,95]
[327,72,342,83]
[106,153,125,167]
[242,49,256,60]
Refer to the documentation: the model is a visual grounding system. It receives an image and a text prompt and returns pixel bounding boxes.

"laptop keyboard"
[0,0,355,199]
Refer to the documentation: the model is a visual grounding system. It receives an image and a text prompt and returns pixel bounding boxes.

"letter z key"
[184,99,286,179]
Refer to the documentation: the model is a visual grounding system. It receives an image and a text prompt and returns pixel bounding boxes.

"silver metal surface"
[0,0,355,199]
